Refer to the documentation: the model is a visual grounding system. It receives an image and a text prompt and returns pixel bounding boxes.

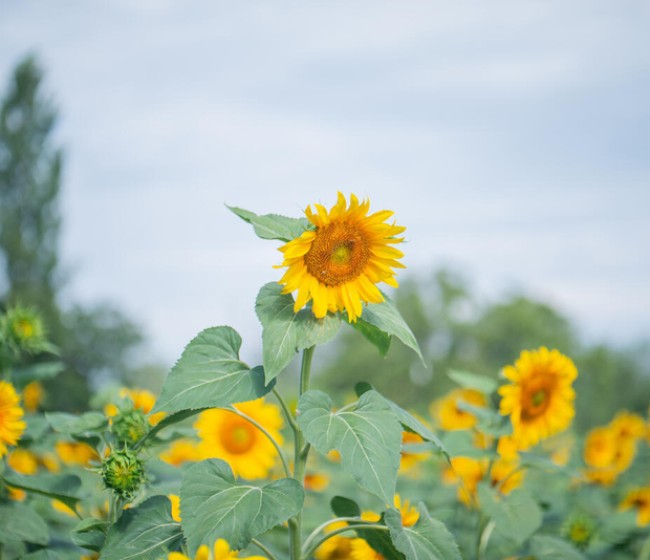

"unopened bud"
[101,448,145,499]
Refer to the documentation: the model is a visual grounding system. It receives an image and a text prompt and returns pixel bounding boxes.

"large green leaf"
[71,518,108,552]
[530,536,585,560]
[447,369,498,394]
[101,496,183,560]
[228,206,311,242]
[0,502,49,545]
[297,390,402,503]
[385,504,461,560]
[358,295,424,364]
[153,326,273,414]
[2,472,82,510]
[477,486,542,545]
[255,283,341,383]
[181,459,303,554]
[46,412,108,434]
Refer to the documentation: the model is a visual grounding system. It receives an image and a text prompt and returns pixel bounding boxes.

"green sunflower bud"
[111,408,149,445]
[561,513,595,549]
[101,448,145,499]
[1,305,47,354]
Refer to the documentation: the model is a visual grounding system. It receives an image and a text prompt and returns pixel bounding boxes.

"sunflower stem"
[301,516,365,556]
[251,538,279,560]
[272,387,299,435]
[289,346,315,560]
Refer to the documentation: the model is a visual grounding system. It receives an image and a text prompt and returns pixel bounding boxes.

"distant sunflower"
[431,388,487,431]
[619,487,650,527]
[195,398,283,480]
[350,539,385,560]
[277,192,405,322]
[0,381,26,458]
[499,347,577,450]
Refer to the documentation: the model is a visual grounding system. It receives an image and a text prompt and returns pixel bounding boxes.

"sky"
[1,1,649,366]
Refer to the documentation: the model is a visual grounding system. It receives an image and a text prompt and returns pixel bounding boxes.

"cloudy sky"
[1,1,649,365]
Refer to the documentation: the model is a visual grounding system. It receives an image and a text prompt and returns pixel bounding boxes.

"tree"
[0,55,144,410]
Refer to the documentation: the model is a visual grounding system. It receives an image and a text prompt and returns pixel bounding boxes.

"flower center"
[304,222,370,286]
[221,421,256,454]
[14,320,34,339]
[521,381,552,421]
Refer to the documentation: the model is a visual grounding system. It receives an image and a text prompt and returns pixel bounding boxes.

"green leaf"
[0,502,49,545]
[358,295,424,365]
[101,496,183,560]
[351,318,392,356]
[153,326,274,414]
[228,206,311,242]
[2,472,82,510]
[22,413,50,442]
[330,496,361,518]
[297,390,402,503]
[385,504,461,560]
[12,361,64,385]
[46,412,108,434]
[71,518,108,552]
[530,535,585,560]
[477,486,542,545]
[255,283,341,383]
[181,459,304,554]
[447,369,498,394]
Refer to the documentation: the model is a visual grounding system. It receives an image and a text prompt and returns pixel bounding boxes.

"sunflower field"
[0,194,649,560]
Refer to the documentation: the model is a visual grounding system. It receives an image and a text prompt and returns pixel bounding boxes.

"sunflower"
[431,388,487,431]
[55,441,99,467]
[314,521,354,560]
[350,539,385,560]
[584,423,637,486]
[610,411,646,441]
[7,448,38,474]
[23,381,44,412]
[0,381,26,458]
[277,192,405,322]
[195,398,283,480]
[619,487,650,527]
[159,439,201,466]
[498,347,577,450]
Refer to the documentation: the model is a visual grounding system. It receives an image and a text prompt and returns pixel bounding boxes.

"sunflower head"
[0,380,26,458]
[619,487,650,527]
[561,514,596,549]
[111,408,149,446]
[277,193,405,322]
[101,447,145,499]
[498,347,578,450]
[1,305,47,354]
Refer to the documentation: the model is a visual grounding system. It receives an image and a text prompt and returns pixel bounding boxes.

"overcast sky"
[1,1,649,366]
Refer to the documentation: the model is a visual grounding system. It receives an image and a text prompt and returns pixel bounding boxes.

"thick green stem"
[289,346,315,560]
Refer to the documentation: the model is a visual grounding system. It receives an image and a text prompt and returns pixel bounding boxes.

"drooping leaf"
[255,283,341,383]
[385,504,461,560]
[330,496,361,518]
[153,326,274,414]
[181,459,303,554]
[0,502,49,545]
[447,369,498,394]
[3,472,82,510]
[530,535,585,560]
[297,390,401,503]
[477,486,542,545]
[351,318,392,357]
[228,206,311,242]
[101,496,183,560]
[46,412,107,435]
[358,295,424,365]
[71,518,108,552]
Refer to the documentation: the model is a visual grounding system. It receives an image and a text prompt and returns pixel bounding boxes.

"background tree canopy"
[0,55,146,410]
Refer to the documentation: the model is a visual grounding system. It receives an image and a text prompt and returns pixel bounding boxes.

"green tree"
[0,55,144,410]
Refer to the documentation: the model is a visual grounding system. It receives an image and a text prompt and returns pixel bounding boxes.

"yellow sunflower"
[7,448,38,474]
[22,381,44,412]
[277,192,405,322]
[55,440,99,467]
[169,494,181,522]
[610,411,646,441]
[0,381,26,458]
[498,347,577,450]
[431,388,487,431]
[160,438,201,466]
[195,398,283,480]
[315,521,353,560]
[619,487,650,527]
[350,539,385,560]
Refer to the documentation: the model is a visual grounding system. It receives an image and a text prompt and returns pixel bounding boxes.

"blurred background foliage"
[1,54,648,429]
[0,55,148,411]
